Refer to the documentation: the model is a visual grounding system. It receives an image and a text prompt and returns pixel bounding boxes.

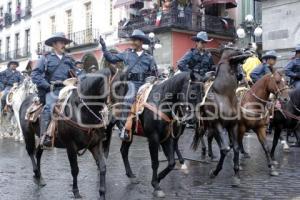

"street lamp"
[236,14,262,42]
[148,32,161,55]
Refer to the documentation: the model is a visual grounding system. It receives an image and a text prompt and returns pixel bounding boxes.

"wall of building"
[262,0,300,66]
[0,0,32,71]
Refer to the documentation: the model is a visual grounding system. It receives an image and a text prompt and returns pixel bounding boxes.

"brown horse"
[237,70,289,179]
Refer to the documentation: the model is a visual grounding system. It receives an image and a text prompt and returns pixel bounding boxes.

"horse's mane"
[289,86,300,107]
[151,72,190,100]
[79,68,111,96]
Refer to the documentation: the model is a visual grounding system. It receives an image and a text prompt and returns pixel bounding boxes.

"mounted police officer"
[250,50,278,84]
[99,29,158,141]
[0,61,23,112]
[31,32,74,147]
[285,44,300,88]
[177,31,214,76]
[75,61,86,76]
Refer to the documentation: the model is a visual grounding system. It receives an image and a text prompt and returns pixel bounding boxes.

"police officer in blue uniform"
[177,31,214,76]
[99,29,158,141]
[250,50,278,83]
[31,32,74,147]
[75,61,86,76]
[0,61,23,112]
[285,44,300,88]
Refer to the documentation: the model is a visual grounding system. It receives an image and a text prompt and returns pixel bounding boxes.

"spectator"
[16,3,21,21]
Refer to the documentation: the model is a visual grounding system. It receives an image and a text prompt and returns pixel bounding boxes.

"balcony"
[118,10,236,38]
[0,47,31,63]
[37,28,100,55]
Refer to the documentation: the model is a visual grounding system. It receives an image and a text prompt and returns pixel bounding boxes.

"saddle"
[26,78,78,146]
[124,82,155,140]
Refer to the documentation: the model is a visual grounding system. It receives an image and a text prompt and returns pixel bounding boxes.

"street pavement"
[0,129,300,200]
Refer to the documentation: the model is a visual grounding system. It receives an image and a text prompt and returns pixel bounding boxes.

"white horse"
[0,77,37,141]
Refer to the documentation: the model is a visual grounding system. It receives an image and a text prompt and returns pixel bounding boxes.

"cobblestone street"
[0,129,300,200]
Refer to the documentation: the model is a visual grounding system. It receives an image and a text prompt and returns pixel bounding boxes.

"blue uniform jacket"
[102,48,158,83]
[285,58,300,85]
[31,53,75,91]
[250,63,271,83]
[177,48,214,75]
[0,68,23,87]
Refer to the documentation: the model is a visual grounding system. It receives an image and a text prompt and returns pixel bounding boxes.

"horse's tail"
[190,122,205,151]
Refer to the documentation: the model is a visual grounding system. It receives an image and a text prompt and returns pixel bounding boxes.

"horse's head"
[266,70,290,102]
[218,44,251,76]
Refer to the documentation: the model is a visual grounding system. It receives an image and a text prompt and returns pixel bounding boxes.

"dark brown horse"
[19,69,113,200]
[237,70,289,180]
[191,46,250,186]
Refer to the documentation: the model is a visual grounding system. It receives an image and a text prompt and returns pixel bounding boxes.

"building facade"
[112,0,238,70]
[262,0,300,66]
[32,0,119,70]
[0,0,32,71]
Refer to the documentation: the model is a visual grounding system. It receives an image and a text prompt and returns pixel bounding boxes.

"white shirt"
[136,50,144,57]
[56,53,63,60]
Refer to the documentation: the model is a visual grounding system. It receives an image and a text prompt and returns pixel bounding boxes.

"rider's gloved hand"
[99,36,107,51]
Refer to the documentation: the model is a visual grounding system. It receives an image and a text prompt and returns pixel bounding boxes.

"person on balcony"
[250,50,278,84]
[16,3,21,21]
[285,44,300,88]
[0,61,23,113]
[99,29,158,141]
[31,32,75,148]
[177,31,214,76]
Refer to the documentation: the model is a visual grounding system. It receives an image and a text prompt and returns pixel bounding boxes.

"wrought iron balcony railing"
[118,10,236,38]
[0,47,31,63]
[37,28,100,55]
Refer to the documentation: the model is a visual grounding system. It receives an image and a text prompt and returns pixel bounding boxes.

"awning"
[202,0,237,9]
[114,0,136,8]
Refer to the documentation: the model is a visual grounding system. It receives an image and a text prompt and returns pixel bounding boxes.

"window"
[6,36,10,59]
[0,7,3,17]
[15,33,19,57]
[109,0,113,26]
[66,10,73,36]
[50,16,56,34]
[8,2,12,13]
[25,29,30,54]
[85,2,92,43]
[0,40,2,56]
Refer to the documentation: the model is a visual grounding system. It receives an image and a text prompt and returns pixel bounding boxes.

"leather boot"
[40,112,52,147]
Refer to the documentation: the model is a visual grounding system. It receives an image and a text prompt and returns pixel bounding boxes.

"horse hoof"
[181,163,188,170]
[270,170,279,176]
[209,170,216,179]
[271,160,279,166]
[243,153,251,159]
[231,177,241,187]
[129,177,140,184]
[73,189,82,199]
[33,176,47,187]
[153,189,166,198]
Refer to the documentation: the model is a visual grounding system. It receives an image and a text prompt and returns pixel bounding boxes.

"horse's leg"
[231,124,241,187]
[207,130,216,161]
[255,127,279,176]
[120,140,138,182]
[148,137,164,198]
[66,144,81,199]
[158,138,176,182]
[34,145,46,186]
[174,138,186,170]
[270,125,281,164]
[238,125,250,159]
[209,124,229,178]
[90,141,107,200]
